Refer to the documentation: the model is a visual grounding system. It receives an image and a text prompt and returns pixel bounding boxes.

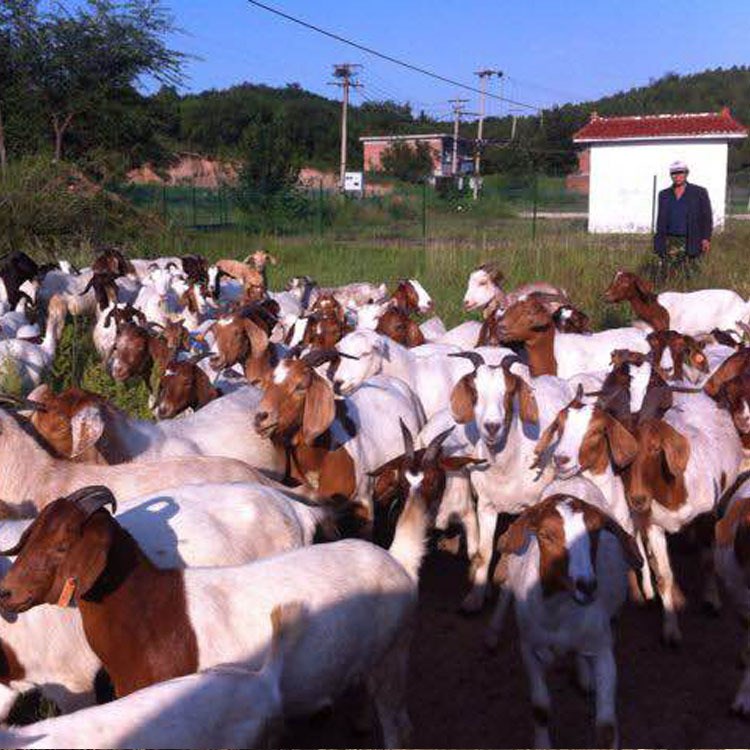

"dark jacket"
[654,182,713,258]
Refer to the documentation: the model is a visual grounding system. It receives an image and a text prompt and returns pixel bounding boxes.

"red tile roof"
[573,108,747,142]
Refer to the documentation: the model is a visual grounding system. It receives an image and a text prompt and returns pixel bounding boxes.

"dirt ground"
[281,533,750,749]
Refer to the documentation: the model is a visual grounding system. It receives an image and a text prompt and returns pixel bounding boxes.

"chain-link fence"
[110,169,748,241]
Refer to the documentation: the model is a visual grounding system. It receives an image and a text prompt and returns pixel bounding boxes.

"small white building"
[572,108,747,233]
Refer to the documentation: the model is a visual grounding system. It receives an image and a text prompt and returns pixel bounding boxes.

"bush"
[45,316,151,418]
[0,156,165,255]
[381,141,434,183]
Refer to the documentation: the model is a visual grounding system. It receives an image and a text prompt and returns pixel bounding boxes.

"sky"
[72,0,750,121]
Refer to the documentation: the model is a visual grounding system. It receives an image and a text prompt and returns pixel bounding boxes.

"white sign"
[344,171,363,192]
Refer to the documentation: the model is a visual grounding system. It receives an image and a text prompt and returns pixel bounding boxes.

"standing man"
[654,160,713,278]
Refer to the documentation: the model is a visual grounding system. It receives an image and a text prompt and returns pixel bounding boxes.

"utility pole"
[473,69,502,199]
[329,63,362,191]
[449,98,469,177]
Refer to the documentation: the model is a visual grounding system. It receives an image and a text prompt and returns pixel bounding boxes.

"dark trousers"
[655,235,701,282]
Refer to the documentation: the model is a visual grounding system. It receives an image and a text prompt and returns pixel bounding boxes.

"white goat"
[0,296,66,391]
[333,330,514,418]
[488,487,641,748]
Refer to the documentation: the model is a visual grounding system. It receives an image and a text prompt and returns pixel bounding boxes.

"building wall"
[363,138,444,173]
[565,148,590,194]
[587,139,729,233]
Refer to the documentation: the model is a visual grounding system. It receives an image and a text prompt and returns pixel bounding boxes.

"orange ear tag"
[57,577,77,607]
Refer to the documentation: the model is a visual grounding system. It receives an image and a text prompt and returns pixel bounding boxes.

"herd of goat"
[0,246,750,746]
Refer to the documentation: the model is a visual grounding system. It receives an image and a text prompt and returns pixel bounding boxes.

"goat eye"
[55,543,69,554]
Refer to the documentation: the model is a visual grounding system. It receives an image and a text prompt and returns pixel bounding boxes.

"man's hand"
[701,239,711,254]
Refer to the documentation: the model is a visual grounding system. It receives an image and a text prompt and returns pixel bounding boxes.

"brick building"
[360,133,474,177]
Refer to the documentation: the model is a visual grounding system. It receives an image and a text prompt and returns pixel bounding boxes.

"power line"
[244,0,539,111]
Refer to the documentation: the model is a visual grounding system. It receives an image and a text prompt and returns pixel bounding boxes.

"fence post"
[422,179,427,243]
[531,172,539,241]
[651,174,657,232]
[317,180,324,237]
[162,184,167,222]
[192,184,197,226]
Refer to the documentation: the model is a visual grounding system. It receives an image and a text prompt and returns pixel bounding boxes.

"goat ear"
[370,461,403,505]
[603,515,643,570]
[302,372,336,445]
[604,414,638,468]
[406,320,425,348]
[634,275,654,299]
[62,513,113,599]
[27,383,52,405]
[193,367,217,408]
[450,372,477,424]
[660,423,690,477]
[70,404,105,458]
[500,514,533,556]
[515,377,539,427]
[243,318,269,357]
[716,496,750,547]
[533,414,561,466]
[579,412,609,473]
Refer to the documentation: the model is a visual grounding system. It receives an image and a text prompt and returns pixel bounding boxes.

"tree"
[380,141,434,183]
[0,0,39,171]
[23,0,185,161]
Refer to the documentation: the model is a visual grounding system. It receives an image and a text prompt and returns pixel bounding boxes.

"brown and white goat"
[109,320,189,395]
[617,393,742,643]
[153,358,221,419]
[495,296,648,377]
[603,270,670,331]
[492,491,642,748]
[462,262,568,315]
[210,303,280,385]
[215,259,266,301]
[0,408,268,511]
[0,483,425,747]
[254,351,425,533]
[25,383,284,476]
[376,307,425,348]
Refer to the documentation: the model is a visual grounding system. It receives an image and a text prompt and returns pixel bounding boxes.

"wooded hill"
[5,59,750,179]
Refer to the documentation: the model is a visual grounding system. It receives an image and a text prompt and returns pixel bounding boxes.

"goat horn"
[0,394,46,411]
[448,351,485,369]
[668,385,703,394]
[399,418,415,466]
[423,426,455,465]
[300,349,340,369]
[68,485,117,518]
[499,353,524,372]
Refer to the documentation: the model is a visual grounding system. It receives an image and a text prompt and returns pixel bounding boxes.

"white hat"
[669,160,689,174]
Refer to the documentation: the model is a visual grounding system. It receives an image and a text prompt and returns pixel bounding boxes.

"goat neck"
[628,291,670,332]
[79,517,198,696]
[523,325,557,376]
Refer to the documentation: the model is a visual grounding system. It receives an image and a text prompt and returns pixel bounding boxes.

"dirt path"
[281,536,749,748]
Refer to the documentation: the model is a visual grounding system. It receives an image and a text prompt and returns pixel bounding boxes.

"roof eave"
[573,132,747,144]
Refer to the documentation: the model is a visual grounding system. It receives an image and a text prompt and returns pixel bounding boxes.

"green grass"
[141,217,750,330]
